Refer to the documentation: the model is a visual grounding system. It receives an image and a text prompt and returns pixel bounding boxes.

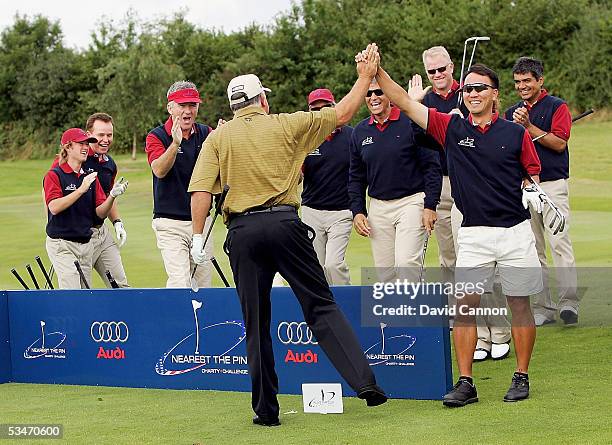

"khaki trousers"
[91,224,129,287]
[530,179,578,318]
[45,236,94,289]
[368,193,426,282]
[152,217,213,288]
[301,206,352,285]
[435,176,457,284]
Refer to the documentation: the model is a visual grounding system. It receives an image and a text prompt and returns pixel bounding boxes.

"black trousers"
[225,210,376,419]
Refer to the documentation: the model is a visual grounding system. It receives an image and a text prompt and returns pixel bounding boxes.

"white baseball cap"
[227,74,271,106]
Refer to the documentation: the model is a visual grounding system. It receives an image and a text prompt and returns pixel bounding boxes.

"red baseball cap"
[308,88,335,106]
[61,128,97,145]
[167,88,202,104]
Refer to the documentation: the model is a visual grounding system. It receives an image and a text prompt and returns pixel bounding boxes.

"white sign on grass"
[302,383,343,414]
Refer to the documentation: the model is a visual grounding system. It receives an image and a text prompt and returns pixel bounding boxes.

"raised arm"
[375,67,429,130]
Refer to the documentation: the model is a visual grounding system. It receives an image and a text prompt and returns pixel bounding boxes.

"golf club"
[35,256,54,289]
[74,260,90,289]
[11,268,29,290]
[457,36,490,107]
[210,257,230,287]
[532,109,594,143]
[105,270,120,289]
[25,264,40,290]
[418,233,429,282]
[191,184,230,292]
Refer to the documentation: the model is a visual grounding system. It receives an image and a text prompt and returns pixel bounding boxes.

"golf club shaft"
[35,256,54,289]
[11,268,29,290]
[105,270,120,289]
[572,109,594,123]
[418,234,429,282]
[26,264,40,290]
[210,257,230,287]
[74,260,90,289]
[192,185,231,280]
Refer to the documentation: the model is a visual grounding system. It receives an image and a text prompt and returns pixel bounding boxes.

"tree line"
[0,0,609,159]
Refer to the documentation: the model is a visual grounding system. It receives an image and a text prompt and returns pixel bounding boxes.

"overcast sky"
[0,0,294,49]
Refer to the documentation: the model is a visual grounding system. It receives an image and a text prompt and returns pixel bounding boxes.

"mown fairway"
[0,120,610,444]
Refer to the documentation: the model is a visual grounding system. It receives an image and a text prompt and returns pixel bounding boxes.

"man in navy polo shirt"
[145,81,214,288]
[506,57,578,326]
[301,88,353,285]
[349,80,441,283]
[84,113,129,288]
[366,49,543,405]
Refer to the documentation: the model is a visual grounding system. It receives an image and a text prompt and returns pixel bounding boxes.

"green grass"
[0,120,611,444]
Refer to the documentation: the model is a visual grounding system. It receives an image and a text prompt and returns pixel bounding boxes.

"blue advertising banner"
[6,287,452,399]
[0,291,11,383]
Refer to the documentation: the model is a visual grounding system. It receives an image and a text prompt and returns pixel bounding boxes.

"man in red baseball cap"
[301,88,354,285]
[145,81,215,288]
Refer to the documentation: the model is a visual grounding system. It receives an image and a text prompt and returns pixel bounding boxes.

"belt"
[232,205,296,219]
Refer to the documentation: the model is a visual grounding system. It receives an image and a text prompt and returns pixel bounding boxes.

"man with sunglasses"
[301,88,353,285]
[364,51,543,406]
[505,57,578,326]
[349,79,442,283]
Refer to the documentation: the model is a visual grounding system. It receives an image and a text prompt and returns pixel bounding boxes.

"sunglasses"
[462,83,495,94]
[366,89,384,98]
[309,103,333,111]
[427,65,449,75]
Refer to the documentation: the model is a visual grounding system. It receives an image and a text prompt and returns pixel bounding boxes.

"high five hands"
[355,43,380,78]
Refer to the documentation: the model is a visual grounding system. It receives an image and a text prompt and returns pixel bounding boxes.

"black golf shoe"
[358,384,388,407]
[560,309,578,325]
[504,372,530,402]
[443,378,478,407]
[252,415,281,427]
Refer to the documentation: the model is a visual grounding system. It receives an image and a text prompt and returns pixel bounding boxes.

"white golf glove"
[114,220,127,247]
[110,177,129,198]
[522,184,544,213]
[191,234,207,265]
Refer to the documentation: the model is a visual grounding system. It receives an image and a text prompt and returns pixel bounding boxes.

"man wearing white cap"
[189,44,387,427]
[145,81,214,288]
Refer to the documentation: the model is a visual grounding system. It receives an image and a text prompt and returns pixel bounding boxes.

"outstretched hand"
[355,43,379,79]
[408,74,431,102]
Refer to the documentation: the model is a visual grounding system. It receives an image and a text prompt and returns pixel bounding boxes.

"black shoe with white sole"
[443,378,478,407]
[503,372,530,402]
[560,309,578,325]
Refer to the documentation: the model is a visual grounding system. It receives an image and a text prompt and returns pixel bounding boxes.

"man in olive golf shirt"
[189,44,387,427]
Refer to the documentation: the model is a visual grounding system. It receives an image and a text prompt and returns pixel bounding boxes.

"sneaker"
[503,372,529,402]
[560,308,578,325]
[252,415,281,427]
[473,348,489,361]
[491,342,510,360]
[534,313,555,326]
[443,379,478,407]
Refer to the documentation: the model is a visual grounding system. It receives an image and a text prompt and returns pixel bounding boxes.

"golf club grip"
[26,264,40,290]
[35,256,54,289]
[11,268,30,290]
[215,184,230,215]
[572,109,594,123]
[210,257,230,287]
[74,260,90,289]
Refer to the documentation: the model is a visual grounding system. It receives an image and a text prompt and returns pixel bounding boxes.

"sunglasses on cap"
[309,103,333,111]
[427,65,450,75]
[366,89,384,98]
[462,83,495,94]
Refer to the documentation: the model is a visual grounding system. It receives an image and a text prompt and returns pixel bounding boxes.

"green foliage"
[0,1,609,159]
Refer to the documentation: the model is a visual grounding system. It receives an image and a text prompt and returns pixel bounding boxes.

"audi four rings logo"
[277,322,318,345]
[90,321,129,342]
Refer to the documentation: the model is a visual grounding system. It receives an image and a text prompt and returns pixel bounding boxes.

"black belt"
[232,205,296,219]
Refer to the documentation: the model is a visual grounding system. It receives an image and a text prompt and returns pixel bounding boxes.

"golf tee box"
[302,383,343,414]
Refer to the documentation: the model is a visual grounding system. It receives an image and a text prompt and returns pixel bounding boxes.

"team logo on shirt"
[307,148,321,156]
[86,168,95,174]
[362,137,374,146]
[458,137,475,148]
[65,184,77,191]
[177,145,184,154]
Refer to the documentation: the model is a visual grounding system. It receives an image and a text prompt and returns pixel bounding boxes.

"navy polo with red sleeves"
[422,80,469,176]
[44,163,107,242]
[145,118,211,220]
[302,126,352,211]
[505,90,571,182]
[348,107,442,217]
[427,109,541,228]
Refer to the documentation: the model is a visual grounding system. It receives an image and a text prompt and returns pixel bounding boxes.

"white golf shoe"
[491,342,510,360]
